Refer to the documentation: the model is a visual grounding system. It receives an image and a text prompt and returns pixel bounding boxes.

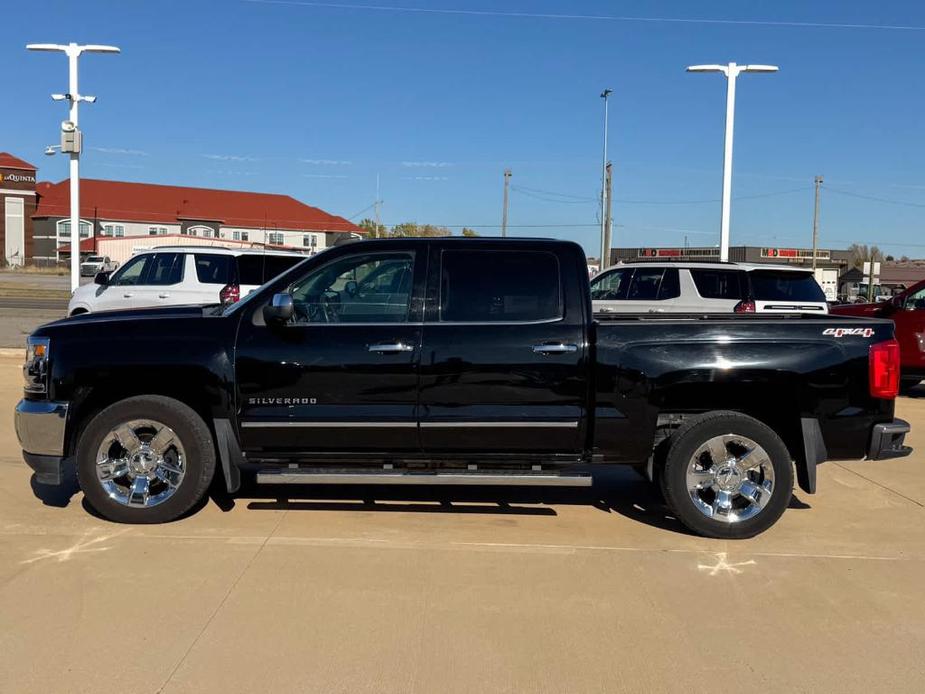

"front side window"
[440,250,560,322]
[590,268,630,300]
[289,252,414,323]
[904,286,925,311]
[146,253,184,286]
[110,255,150,286]
[690,269,744,300]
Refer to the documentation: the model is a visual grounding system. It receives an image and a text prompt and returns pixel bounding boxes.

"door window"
[690,269,744,300]
[439,250,560,322]
[146,253,185,285]
[904,287,925,311]
[590,268,630,300]
[110,255,151,286]
[289,252,414,323]
[626,267,665,300]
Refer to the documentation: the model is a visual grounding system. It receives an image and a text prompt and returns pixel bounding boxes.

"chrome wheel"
[95,419,186,508]
[685,434,775,523]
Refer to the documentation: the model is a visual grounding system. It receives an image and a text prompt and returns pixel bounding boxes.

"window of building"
[149,226,168,236]
[57,219,92,239]
[303,234,317,248]
[439,250,561,323]
[232,230,249,242]
[188,225,215,238]
[267,232,285,245]
[101,224,124,237]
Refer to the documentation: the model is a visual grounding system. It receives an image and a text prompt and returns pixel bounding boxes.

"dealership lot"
[1,353,924,693]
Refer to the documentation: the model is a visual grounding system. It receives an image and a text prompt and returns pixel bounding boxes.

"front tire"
[76,395,216,524]
[659,411,793,539]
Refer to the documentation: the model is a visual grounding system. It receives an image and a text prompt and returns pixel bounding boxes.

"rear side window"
[749,270,826,302]
[146,253,184,286]
[236,254,305,285]
[440,250,561,322]
[194,254,235,285]
[690,269,745,300]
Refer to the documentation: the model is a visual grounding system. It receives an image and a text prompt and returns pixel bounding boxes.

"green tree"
[357,218,386,238]
[461,227,479,237]
[389,222,453,237]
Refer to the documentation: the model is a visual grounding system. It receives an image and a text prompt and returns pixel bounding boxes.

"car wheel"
[659,411,793,539]
[76,395,216,524]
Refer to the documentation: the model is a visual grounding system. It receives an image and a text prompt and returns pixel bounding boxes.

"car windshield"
[85,256,103,263]
[748,270,826,302]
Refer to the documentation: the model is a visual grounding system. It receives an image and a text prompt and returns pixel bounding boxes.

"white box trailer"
[814,267,839,301]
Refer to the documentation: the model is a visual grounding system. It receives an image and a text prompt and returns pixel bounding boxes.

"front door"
[894,285,925,375]
[235,248,425,455]
[92,253,152,311]
[418,244,587,454]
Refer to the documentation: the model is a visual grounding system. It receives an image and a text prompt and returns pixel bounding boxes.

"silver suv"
[590,261,829,314]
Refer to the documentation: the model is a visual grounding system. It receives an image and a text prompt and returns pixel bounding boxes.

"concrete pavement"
[1,354,923,693]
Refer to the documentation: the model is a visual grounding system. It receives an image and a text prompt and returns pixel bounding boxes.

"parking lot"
[1,351,924,693]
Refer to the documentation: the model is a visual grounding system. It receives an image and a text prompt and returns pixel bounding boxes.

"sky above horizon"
[3,0,925,257]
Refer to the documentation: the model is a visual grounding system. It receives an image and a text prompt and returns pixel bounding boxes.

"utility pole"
[602,162,613,269]
[599,88,612,266]
[374,173,382,238]
[28,42,120,292]
[501,169,511,237]
[811,175,823,270]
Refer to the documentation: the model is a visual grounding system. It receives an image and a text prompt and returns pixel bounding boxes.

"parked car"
[67,246,308,315]
[831,278,925,391]
[79,255,118,277]
[590,261,829,314]
[17,238,909,538]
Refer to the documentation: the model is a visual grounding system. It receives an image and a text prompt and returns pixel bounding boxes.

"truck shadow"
[235,467,814,536]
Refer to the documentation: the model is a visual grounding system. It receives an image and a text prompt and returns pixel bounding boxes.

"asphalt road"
[0,297,69,310]
[1,355,924,693]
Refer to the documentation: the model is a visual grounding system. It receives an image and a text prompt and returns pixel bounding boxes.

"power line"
[243,1,925,31]
[825,187,925,209]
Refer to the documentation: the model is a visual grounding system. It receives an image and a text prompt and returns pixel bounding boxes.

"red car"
[832,279,925,390]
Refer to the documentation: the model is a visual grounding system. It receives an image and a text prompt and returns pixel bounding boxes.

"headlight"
[23,336,50,395]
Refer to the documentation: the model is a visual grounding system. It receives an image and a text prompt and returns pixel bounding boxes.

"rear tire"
[76,395,216,524]
[659,411,793,539]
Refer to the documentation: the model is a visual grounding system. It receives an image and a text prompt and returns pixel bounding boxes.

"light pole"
[27,42,120,291]
[599,88,612,270]
[687,63,778,262]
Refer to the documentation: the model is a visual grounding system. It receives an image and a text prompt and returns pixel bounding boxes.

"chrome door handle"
[368,343,415,353]
[158,293,170,299]
[532,343,578,354]
[122,293,133,298]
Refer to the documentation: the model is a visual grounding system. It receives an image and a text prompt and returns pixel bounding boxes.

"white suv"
[590,261,829,314]
[68,247,308,315]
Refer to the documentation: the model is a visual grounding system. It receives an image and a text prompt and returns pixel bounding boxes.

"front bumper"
[868,418,912,460]
[15,400,69,485]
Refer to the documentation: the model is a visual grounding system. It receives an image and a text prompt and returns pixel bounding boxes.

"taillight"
[734,300,756,313]
[220,283,240,304]
[869,339,900,399]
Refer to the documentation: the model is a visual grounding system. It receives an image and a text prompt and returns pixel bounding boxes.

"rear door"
[418,243,587,454]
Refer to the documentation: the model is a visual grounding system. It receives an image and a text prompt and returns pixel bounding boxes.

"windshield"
[748,270,826,302]
[85,256,104,263]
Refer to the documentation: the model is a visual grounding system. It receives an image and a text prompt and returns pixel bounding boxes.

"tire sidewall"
[661,413,794,539]
[76,396,215,524]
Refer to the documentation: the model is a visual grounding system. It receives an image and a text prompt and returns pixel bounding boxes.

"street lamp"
[27,42,120,291]
[599,88,612,271]
[687,62,778,262]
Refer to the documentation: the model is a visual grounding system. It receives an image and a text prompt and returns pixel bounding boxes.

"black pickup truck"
[15,238,911,538]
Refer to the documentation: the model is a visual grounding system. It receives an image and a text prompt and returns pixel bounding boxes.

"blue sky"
[3,0,925,257]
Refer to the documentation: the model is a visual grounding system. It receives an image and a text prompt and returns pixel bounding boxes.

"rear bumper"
[868,419,912,460]
[15,399,69,485]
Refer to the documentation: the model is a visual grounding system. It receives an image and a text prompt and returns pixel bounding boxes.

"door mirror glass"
[94,271,110,286]
[263,293,294,324]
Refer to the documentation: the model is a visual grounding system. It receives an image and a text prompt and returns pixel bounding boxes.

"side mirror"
[345,280,358,298]
[94,271,111,286]
[263,293,294,324]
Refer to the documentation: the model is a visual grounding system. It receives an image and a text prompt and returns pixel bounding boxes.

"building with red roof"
[0,153,39,266]
[0,152,360,267]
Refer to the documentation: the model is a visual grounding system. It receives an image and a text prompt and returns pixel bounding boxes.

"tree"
[848,243,883,269]
[886,254,895,262]
[461,227,479,237]
[389,222,453,238]
[357,218,386,238]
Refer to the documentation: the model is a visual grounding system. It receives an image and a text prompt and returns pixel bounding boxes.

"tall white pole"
[719,63,737,263]
[67,45,80,292]
[599,89,612,269]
